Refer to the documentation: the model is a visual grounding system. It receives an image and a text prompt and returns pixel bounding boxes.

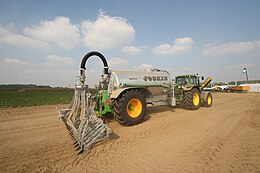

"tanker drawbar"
[58,51,112,154]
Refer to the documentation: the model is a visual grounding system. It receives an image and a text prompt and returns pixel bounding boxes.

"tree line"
[0,84,51,89]
[212,80,260,86]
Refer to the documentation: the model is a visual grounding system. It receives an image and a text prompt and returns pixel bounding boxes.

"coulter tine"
[75,146,82,152]
[74,143,80,148]
[77,149,84,155]
[58,86,112,153]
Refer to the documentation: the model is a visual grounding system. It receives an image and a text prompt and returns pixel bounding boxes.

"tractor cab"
[175,75,198,86]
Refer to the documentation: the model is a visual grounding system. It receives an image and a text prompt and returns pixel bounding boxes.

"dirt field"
[0,92,260,173]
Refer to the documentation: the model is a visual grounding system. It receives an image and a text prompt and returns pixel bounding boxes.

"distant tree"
[212,82,227,86]
[228,81,236,85]
[0,84,51,89]
[236,80,260,85]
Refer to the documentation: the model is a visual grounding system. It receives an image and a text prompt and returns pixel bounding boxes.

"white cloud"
[203,40,260,56]
[225,63,253,69]
[46,55,75,65]
[24,17,80,49]
[136,64,154,69]
[109,57,128,67]
[3,57,30,65]
[152,37,194,56]
[121,46,141,55]
[180,66,201,74]
[6,23,15,30]
[0,27,51,50]
[81,10,135,50]
[0,57,77,87]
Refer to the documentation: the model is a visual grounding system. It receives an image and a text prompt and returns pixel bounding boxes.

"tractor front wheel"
[203,93,213,107]
[183,88,201,110]
[112,89,147,126]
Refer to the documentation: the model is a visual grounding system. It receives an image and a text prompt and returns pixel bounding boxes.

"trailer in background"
[240,84,260,92]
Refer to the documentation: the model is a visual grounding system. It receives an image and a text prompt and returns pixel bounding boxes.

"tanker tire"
[113,89,147,126]
[183,88,201,110]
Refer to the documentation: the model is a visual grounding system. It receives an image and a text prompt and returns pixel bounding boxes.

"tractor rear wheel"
[203,93,213,107]
[112,89,147,126]
[183,88,201,110]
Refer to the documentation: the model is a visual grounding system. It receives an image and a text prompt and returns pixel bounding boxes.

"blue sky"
[0,0,260,87]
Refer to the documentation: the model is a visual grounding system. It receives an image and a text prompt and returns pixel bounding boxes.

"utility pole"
[242,68,249,83]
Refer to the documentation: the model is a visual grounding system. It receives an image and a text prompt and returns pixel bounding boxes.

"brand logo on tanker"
[143,76,168,81]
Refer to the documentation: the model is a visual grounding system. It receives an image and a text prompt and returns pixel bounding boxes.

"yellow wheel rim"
[127,98,142,118]
[193,92,200,106]
[207,95,212,105]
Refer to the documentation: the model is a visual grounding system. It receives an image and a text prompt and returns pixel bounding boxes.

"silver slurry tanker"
[59,51,176,153]
[107,69,176,106]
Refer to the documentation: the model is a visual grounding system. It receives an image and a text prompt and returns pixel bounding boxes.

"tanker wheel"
[183,88,201,110]
[112,89,147,126]
[203,93,213,107]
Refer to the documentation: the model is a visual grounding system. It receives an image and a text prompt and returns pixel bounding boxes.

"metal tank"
[107,69,172,98]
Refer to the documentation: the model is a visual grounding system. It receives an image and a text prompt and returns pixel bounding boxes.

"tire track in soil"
[168,93,260,173]
[0,93,260,173]
[50,94,258,172]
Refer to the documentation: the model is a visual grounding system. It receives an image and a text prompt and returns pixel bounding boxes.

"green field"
[0,90,74,109]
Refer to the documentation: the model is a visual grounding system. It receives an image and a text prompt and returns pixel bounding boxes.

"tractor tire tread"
[203,93,213,107]
[112,89,146,126]
[183,88,200,110]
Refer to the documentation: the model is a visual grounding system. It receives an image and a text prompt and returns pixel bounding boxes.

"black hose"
[80,51,109,75]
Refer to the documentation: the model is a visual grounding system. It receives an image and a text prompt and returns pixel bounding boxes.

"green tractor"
[174,74,213,110]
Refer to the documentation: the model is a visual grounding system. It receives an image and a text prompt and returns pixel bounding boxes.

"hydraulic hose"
[80,51,109,75]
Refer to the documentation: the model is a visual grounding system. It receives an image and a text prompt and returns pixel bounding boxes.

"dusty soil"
[0,93,260,173]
